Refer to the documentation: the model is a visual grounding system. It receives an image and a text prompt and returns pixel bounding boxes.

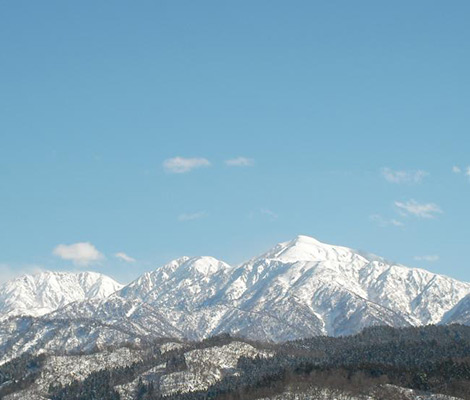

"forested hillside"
[1,325,470,399]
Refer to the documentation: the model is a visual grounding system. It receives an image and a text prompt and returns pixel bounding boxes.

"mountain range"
[2,235,470,363]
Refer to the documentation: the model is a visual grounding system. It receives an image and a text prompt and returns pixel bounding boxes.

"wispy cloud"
[163,157,211,174]
[0,264,17,284]
[369,214,404,227]
[452,165,470,181]
[381,167,428,184]
[414,255,439,262]
[260,208,278,220]
[395,199,442,219]
[0,264,45,284]
[53,242,104,266]
[225,157,254,167]
[178,211,206,222]
[115,252,136,263]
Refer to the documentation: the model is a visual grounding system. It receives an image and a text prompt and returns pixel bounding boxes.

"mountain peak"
[0,270,123,319]
[291,234,324,245]
[156,256,232,276]
[182,256,232,275]
[255,234,351,263]
[3,235,470,352]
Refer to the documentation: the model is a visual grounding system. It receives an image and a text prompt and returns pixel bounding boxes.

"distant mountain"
[1,235,470,362]
[112,235,470,339]
[0,271,123,319]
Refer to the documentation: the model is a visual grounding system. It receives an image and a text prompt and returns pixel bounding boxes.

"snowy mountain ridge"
[2,235,470,362]
[0,271,123,320]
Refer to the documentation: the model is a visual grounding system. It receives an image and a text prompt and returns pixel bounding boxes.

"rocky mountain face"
[2,235,470,363]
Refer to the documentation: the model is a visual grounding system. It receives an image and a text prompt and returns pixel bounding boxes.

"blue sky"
[1,1,470,284]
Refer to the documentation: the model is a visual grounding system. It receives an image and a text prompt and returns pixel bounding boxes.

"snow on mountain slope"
[116,341,273,399]
[441,293,470,325]
[232,235,470,332]
[116,256,233,309]
[0,315,146,365]
[110,235,470,340]
[1,235,470,359]
[4,332,465,400]
[3,347,146,399]
[0,297,187,365]
[212,236,410,338]
[254,235,364,264]
[114,256,235,339]
[359,261,470,325]
[0,271,123,320]
[48,297,184,339]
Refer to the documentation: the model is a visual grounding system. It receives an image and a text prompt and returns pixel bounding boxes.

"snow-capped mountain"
[110,235,470,339]
[116,256,233,310]
[1,235,470,362]
[113,256,235,339]
[0,271,123,320]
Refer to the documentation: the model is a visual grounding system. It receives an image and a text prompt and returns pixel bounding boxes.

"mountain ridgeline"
[2,235,470,363]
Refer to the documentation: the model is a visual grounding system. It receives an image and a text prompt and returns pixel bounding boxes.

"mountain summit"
[1,235,470,362]
[255,234,364,263]
[0,271,123,319]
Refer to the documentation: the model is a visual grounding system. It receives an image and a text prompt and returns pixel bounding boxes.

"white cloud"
[369,214,404,227]
[53,242,104,266]
[225,157,254,167]
[163,157,211,174]
[260,208,278,220]
[414,255,439,262]
[394,199,442,219]
[381,168,428,184]
[115,252,136,263]
[452,165,470,181]
[178,211,206,222]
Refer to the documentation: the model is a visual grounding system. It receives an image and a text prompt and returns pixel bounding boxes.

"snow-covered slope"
[117,341,273,398]
[209,235,470,338]
[0,271,123,319]
[0,315,144,365]
[441,293,470,325]
[116,256,233,310]
[3,333,464,400]
[110,235,470,339]
[113,256,235,339]
[1,235,470,359]
[48,297,184,339]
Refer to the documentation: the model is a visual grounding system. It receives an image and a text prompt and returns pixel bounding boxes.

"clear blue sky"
[1,1,469,283]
